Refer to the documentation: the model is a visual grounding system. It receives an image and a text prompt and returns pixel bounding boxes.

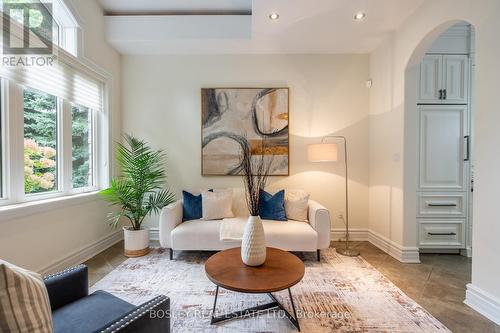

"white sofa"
[159,189,331,261]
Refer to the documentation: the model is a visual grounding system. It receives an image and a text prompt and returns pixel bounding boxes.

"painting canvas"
[201,88,289,176]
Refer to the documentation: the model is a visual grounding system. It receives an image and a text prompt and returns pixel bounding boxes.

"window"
[71,104,93,189]
[0,0,79,56]
[0,2,106,210]
[23,88,58,195]
[51,0,79,56]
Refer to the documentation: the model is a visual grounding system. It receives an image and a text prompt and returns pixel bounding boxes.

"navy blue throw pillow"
[259,190,287,221]
[182,189,213,221]
[182,191,202,221]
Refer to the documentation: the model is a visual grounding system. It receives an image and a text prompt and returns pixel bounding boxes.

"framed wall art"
[201,88,289,176]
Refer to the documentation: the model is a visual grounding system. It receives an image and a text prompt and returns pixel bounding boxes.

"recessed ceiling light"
[269,13,279,20]
[354,12,366,21]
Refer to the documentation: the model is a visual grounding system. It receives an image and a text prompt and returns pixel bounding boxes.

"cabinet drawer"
[417,193,466,217]
[418,220,465,248]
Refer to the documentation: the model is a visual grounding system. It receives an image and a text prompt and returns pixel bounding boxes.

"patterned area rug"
[91,248,450,332]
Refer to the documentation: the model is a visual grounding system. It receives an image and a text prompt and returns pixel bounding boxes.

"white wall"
[368,0,500,321]
[121,54,370,232]
[0,0,121,273]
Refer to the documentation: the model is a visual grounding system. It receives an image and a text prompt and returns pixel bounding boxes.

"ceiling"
[99,0,252,15]
[99,0,426,55]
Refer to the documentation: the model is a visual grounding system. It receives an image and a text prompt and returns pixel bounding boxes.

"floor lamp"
[308,136,359,257]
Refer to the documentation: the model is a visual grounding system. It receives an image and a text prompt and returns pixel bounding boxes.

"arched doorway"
[403,20,476,261]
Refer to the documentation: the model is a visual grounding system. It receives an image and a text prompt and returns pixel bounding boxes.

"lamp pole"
[323,136,359,257]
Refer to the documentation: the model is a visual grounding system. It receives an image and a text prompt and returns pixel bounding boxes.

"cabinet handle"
[428,232,457,236]
[438,89,443,99]
[464,135,470,161]
[443,89,447,99]
[427,203,457,207]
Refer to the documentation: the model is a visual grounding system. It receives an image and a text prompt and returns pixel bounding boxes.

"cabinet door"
[418,55,443,104]
[418,105,468,190]
[443,55,468,104]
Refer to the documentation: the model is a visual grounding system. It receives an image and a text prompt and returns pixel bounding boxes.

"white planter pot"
[241,215,266,266]
[123,227,150,257]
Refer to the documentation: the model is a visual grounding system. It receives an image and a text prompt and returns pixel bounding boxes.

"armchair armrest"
[159,200,183,248]
[43,264,88,311]
[99,295,170,333]
[308,200,331,249]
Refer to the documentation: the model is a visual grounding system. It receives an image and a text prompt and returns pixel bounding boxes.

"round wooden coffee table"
[205,247,305,331]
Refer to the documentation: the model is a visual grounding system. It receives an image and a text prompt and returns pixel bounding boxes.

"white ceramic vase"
[123,227,150,257]
[241,215,266,266]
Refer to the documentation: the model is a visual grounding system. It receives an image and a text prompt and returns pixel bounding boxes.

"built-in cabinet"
[416,23,472,253]
[418,105,469,192]
[418,55,468,104]
[417,104,470,250]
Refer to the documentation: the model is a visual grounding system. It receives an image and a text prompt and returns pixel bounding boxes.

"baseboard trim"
[39,230,123,275]
[330,228,369,242]
[150,227,159,241]
[460,247,472,257]
[465,284,500,325]
[151,226,420,263]
[367,230,421,263]
[331,228,420,263]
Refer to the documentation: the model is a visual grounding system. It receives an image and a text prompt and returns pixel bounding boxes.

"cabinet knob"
[438,89,443,99]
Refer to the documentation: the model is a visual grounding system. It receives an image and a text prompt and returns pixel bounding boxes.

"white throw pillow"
[0,260,53,333]
[201,189,234,220]
[285,190,310,222]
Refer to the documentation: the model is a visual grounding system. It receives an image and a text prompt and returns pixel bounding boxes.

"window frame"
[0,78,5,200]
[22,86,61,199]
[47,0,80,57]
[69,103,98,194]
[0,80,103,208]
[0,1,110,217]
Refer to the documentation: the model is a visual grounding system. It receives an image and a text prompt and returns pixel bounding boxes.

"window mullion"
[61,100,72,194]
[8,83,25,203]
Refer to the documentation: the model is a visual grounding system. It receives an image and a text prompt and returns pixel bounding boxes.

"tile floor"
[84,241,500,333]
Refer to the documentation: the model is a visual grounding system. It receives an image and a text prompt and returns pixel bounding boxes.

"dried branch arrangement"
[239,141,273,216]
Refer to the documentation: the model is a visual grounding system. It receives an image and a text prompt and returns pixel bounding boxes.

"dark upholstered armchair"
[43,265,170,333]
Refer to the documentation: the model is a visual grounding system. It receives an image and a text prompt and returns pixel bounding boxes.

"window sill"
[0,191,102,222]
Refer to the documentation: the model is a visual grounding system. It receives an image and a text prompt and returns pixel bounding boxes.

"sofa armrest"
[99,295,170,333]
[43,264,88,311]
[308,200,331,249]
[159,200,183,248]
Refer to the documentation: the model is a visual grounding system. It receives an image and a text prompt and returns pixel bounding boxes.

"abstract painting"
[201,88,289,176]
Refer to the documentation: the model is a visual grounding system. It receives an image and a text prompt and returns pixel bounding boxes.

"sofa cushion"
[52,290,135,333]
[259,190,287,221]
[262,220,318,252]
[172,218,317,252]
[172,219,240,251]
[0,259,53,333]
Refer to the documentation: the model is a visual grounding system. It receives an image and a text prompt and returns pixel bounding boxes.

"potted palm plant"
[99,134,175,257]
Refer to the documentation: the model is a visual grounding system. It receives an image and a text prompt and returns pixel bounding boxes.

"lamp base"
[337,248,360,257]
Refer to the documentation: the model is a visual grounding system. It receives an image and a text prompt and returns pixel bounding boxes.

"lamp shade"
[307,143,338,162]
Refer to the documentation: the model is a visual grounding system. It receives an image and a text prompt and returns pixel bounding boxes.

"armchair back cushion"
[44,265,88,311]
[0,260,53,333]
